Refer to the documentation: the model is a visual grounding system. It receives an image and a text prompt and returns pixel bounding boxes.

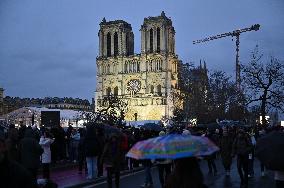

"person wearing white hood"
[39,131,54,180]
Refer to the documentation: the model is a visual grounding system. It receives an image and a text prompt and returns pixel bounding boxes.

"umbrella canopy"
[126,134,219,160]
[255,131,284,171]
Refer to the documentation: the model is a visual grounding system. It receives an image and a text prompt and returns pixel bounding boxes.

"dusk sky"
[0,0,283,100]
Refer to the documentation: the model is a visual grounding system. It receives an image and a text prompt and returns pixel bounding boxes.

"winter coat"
[84,126,101,157]
[101,140,123,171]
[0,156,35,188]
[39,137,54,163]
[232,132,253,156]
[5,128,19,162]
[220,135,234,168]
[19,129,43,169]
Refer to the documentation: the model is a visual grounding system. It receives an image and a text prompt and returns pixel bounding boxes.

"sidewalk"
[39,162,144,188]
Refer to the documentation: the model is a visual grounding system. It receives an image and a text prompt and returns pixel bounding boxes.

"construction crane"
[193,24,260,88]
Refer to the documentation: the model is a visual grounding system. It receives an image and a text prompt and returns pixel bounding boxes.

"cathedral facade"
[95,12,180,121]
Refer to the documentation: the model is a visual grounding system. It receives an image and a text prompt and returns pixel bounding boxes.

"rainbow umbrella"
[126,134,219,159]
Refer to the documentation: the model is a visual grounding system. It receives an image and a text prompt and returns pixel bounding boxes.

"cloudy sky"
[0,0,283,100]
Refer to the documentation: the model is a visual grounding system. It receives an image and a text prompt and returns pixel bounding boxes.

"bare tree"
[242,46,284,126]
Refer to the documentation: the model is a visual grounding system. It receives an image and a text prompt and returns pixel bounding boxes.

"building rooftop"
[100,18,132,29]
[143,11,172,24]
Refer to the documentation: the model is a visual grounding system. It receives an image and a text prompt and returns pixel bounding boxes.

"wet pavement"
[44,158,275,188]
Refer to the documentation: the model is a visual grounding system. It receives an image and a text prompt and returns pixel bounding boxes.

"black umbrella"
[255,131,284,171]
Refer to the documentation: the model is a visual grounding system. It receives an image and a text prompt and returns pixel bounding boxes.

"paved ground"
[43,158,275,188]
[84,159,275,188]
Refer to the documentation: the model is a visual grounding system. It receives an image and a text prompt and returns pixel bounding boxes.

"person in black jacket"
[78,128,87,174]
[0,129,35,188]
[232,129,253,188]
[84,125,100,179]
[19,128,43,185]
[165,157,207,188]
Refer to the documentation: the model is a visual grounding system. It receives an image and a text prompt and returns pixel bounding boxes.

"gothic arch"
[157,85,162,96]
[114,86,118,96]
[106,87,111,96]
[157,27,160,53]
[107,32,111,57]
[107,64,110,74]
[150,85,154,94]
[124,62,128,73]
[114,32,118,56]
[150,28,153,53]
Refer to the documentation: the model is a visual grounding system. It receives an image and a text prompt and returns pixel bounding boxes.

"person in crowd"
[0,129,35,188]
[156,131,172,188]
[275,170,284,187]
[66,125,73,161]
[248,129,256,178]
[101,134,123,188]
[140,159,153,188]
[120,132,129,170]
[127,130,136,170]
[165,157,207,188]
[204,129,218,175]
[96,127,105,177]
[32,125,41,142]
[5,125,19,162]
[19,128,43,185]
[84,125,100,179]
[39,130,54,180]
[18,122,26,141]
[232,129,253,188]
[258,128,266,176]
[78,128,87,175]
[70,129,80,163]
[220,127,234,176]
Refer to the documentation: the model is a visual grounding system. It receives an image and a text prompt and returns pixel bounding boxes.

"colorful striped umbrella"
[126,134,219,159]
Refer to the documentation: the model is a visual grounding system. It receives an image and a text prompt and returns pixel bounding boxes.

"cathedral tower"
[141,11,175,54]
[95,12,180,121]
[98,18,134,57]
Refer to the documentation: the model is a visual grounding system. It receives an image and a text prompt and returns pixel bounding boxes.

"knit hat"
[182,130,191,135]
[159,131,165,136]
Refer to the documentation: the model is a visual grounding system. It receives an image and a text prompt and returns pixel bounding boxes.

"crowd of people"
[0,122,283,188]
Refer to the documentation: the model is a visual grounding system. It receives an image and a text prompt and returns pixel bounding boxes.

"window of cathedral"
[107,64,110,74]
[158,60,162,71]
[133,60,137,72]
[106,87,111,96]
[150,28,153,53]
[114,86,118,96]
[107,32,111,57]
[129,61,132,72]
[150,60,153,71]
[157,85,162,96]
[137,61,140,72]
[124,62,128,73]
[157,27,160,53]
[150,85,154,94]
[114,32,118,57]
[126,33,129,56]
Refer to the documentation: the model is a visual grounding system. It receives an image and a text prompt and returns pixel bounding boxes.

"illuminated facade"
[95,12,180,121]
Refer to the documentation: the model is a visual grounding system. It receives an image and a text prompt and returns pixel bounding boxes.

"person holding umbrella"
[126,133,219,188]
[255,128,284,188]
[232,129,253,188]
[166,157,207,188]
[101,134,123,188]
[156,131,172,188]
